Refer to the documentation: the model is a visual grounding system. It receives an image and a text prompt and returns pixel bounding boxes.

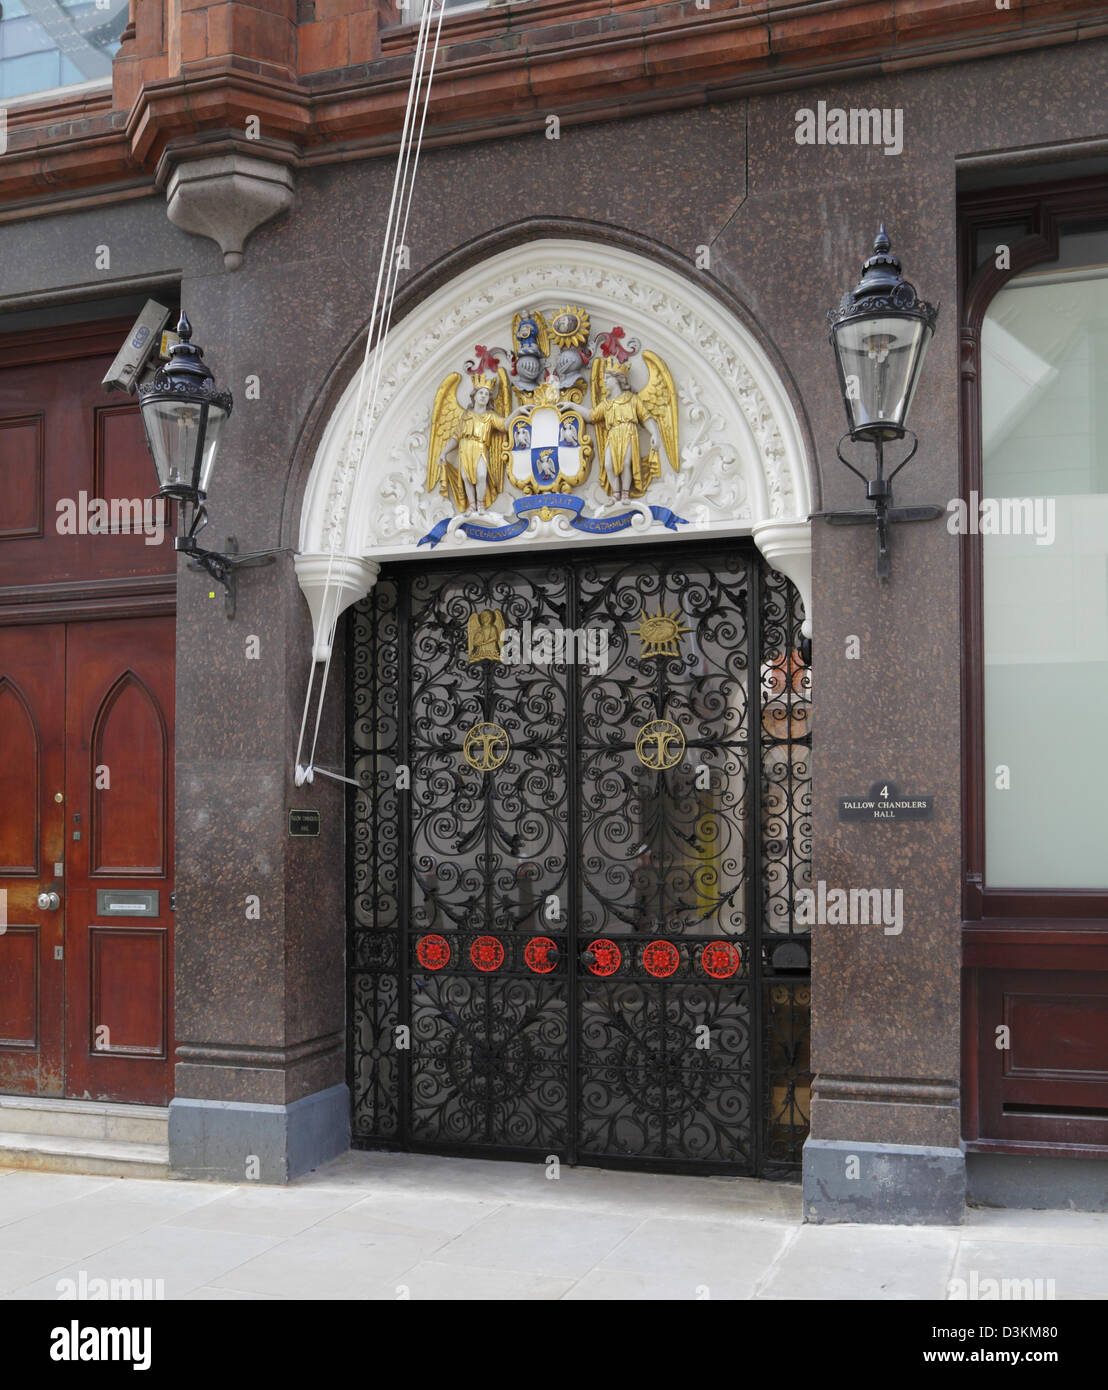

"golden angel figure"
[467,609,506,664]
[426,366,512,518]
[587,352,679,504]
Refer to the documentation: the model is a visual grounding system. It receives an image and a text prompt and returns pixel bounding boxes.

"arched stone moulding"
[296,238,813,657]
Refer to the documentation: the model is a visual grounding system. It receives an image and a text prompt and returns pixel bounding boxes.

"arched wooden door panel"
[0,617,175,1104]
[64,618,175,1104]
[0,628,65,1095]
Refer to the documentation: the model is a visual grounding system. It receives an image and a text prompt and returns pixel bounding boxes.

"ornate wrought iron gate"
[348,543,811,1175]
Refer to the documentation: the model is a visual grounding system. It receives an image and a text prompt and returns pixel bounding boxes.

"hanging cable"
[295,0,448,788]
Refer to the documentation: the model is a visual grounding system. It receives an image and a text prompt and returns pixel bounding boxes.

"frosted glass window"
[982,242,1108,889]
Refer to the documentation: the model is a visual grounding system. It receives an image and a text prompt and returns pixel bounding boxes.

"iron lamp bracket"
[816,430,944,580]
[176,525,278,619]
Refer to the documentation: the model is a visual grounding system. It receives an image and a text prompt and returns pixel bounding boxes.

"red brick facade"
[2,1,1106,212]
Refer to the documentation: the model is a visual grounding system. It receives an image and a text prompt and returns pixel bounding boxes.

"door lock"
[37,891,61,911]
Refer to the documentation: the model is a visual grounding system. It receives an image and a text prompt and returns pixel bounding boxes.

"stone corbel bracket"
[163,152,295,271]
[294,553,381,662]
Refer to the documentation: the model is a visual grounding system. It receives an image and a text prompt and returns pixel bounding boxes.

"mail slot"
[96,890,159,917]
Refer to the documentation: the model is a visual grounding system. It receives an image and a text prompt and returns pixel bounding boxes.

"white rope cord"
[295,0,447,788]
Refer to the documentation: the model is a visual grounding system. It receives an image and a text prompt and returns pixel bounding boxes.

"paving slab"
[392,1260,573,1300]
[0,1247,75,1296]
[0,1195,168,1260]
[951,1238,1108,1301]
[318,1192,500,1241]
[757,1223,959,1300]
[431,1204,643,1280]
[165,1184,365,1239]
[208,1225,452,1299]
[0,1171,112,1225]
[964,1206,1108,1247]
[597,1215,796,1299]
[7,1224,284,1301]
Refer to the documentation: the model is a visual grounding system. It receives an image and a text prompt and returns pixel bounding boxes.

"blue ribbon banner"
[418,494,687,549]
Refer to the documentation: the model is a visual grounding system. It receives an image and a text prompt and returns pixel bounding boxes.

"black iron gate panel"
[572,555,755,1167]
[348,543,811,1175]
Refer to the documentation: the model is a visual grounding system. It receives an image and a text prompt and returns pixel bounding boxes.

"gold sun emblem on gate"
[635,718,685,770]
[462,721,510,771]
[632,606,691,659]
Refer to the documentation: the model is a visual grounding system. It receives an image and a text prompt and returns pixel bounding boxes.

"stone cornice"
[0,0,1104,218]
[126,70,311,169]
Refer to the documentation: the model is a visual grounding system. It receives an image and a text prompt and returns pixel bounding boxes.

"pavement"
[0,1151,1104,1300]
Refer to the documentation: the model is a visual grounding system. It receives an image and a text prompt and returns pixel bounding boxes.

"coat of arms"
[421,308,683,546]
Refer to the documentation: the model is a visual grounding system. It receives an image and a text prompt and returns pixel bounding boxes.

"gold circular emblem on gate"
[462,721,510,772]
[632,606,691,659]
[635,718,685,770]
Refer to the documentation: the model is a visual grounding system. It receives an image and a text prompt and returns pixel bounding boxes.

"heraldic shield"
[507,402,591,493]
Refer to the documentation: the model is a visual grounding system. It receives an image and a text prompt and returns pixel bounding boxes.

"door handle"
[37,891,61,911]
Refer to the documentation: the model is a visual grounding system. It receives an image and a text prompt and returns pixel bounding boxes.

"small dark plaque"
[837,781,933,823]
[288,808,321,837]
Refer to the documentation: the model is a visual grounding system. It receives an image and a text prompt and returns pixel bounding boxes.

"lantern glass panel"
[832,312,932,440]
[197,400,229,497]
[142,397,204,494]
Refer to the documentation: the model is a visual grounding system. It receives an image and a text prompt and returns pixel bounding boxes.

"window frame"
[960,176,1108,923]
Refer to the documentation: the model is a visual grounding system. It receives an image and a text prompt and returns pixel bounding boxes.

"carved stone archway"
[296,237,813,653]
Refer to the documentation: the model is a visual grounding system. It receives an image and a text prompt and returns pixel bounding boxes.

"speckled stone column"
[164,240,355,1181]
[758,120,965,1224]
[168,553,350,1183]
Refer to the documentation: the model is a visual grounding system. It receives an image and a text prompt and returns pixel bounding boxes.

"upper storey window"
[0,0,127,102]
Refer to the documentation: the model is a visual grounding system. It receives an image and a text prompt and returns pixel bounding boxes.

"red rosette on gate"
[416,934,451,971]
[642,939,680,978]
[524,936,558,974]
[586,938,622,977]
[470,935,505,972]
[701,941,741,980]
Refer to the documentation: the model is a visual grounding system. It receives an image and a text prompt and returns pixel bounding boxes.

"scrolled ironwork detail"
[348,544,811,1174]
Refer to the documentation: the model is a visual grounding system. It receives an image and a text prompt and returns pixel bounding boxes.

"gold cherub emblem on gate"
[467,609,505,664]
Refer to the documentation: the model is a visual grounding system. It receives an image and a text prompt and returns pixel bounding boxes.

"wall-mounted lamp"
[137,313,277,617]
[822,225,943,580]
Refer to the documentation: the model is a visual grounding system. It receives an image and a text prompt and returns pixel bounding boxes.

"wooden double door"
[0,616,175,1105]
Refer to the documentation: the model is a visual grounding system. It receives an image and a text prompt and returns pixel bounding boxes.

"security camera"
[101,300,172,394]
